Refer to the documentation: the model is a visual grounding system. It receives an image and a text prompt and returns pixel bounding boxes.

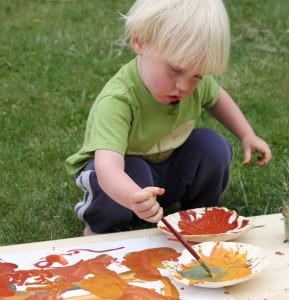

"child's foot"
[83,227,99,236]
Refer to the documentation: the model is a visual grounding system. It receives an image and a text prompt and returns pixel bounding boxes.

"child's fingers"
[144,187,165,197]
[132,196,159,212]
[145,206,164,223]
[130,191,153,204]
[131,187,165,204]
[154,187,165,195]
[255,150,272,166]
[130,187,165,222]
[261,147,272,165]
[243,148,252,165]
[136,200,161,219]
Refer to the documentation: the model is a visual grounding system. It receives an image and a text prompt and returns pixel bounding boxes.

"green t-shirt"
[65,58,220,175]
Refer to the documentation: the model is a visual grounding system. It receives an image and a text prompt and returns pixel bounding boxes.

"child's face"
[136,45,203,105]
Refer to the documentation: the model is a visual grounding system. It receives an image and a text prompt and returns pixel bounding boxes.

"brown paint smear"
[0,247,181,299]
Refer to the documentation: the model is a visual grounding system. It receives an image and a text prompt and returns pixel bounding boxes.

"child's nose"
[175,77,191,92]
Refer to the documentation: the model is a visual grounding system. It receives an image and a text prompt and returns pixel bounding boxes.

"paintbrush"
[161,217,213,277]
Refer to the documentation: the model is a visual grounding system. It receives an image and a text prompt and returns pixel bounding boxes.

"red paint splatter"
[66,247,124,254]
[34,255,68,268]
[0,260,18,273]
[0,277,15,297]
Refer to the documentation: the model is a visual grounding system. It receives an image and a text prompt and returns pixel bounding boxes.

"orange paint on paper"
[34,254,69,268]
[121,247,181,299]
[122,247,180,280]
[177,208,249,235]
[177,242,252,284]
[0,247,182,299]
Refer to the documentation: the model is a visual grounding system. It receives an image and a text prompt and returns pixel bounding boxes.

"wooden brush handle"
[161,217,201,260]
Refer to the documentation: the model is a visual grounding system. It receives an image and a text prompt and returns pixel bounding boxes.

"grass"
[0,0,288,246]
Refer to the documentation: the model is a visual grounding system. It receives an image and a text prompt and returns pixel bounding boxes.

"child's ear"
[131,33,144,54]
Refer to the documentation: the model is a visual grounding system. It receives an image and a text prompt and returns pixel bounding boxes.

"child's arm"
[94,149,165,223]
[207,88,272,165]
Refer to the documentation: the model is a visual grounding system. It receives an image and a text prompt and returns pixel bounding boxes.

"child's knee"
[189,128,233,166]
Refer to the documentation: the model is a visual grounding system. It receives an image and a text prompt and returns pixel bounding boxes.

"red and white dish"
[157,207,254,242]
[163,241,270,288]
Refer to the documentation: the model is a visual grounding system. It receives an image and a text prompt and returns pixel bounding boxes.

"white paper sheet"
[0,235,234,299]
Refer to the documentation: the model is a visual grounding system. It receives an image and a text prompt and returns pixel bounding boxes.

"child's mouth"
[167,95,180,102]
[170,100,180,105]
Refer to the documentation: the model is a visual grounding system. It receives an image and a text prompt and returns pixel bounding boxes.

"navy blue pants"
[75,128,233,233]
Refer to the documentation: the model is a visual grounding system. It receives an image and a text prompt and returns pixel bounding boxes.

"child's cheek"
[153,76,172,93]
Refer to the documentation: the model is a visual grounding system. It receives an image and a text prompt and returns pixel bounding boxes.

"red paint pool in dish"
[178,208,249,235]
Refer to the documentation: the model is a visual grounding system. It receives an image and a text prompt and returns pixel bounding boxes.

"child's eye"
[170,65,183,73]
[193,75,203,80]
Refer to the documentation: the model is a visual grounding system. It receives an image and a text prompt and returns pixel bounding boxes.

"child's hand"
[130,187,165,223]
[241,133,272,166]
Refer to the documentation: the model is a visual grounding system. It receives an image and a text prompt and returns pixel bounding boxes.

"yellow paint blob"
[177,242,252,284]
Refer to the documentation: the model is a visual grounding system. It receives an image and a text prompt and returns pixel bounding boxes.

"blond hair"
[123,0,230,75]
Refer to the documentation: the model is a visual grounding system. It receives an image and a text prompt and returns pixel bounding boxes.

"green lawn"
[0,0,288,246]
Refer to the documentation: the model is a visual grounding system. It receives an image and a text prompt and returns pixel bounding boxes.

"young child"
[66,0,272,236]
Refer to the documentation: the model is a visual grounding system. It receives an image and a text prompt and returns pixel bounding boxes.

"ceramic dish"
[157,207,254,242]
[163,241,270,288]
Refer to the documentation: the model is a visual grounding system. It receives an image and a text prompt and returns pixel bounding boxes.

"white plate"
[163,241,270,288]
[157,207,254,242]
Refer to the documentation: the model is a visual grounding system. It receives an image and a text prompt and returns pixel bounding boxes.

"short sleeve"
[83,96,133,155]
[196,75,221,108]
